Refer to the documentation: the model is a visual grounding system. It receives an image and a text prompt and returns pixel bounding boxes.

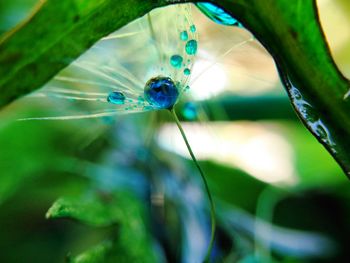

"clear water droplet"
[289,82,336,150]
[190,24,196,32]
[180,30,188,41]
[144,76,179,109]
[300,103,319,123]
[185,40,197,55]
[196,2,243,27]
[315,123,328,140]
[143,105,154,111]
[137,96,145,105]
[107,91,126,105]
[184,68,191,75]
[170,55,183,68]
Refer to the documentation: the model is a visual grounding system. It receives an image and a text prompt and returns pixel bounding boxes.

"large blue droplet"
[185,40,197,55]
[170,55,183,68]
[196,2,243,27]
[107,91,125,104]
[144,76,179,109]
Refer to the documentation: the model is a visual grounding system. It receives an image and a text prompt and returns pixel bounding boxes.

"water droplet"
[184,85,190,92]
[185,40,197,55]
[184,68,191,75]
[290,87,302,100]
[143,105,154,111]
[144,76,179,109]
[288,79,337,150]
[180,31,188,41]
[300,103,319,123]
[137,96,145,105]
[170,55,183,68]
[182,102,197,120]
[107,91,125,105]
[190,24,196,32]
[315,122,328,140]
[196,2,243,27]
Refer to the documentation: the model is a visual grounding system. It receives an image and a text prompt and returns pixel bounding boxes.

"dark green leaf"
[0,0,161,106]
[47,192,138,227]
[68,241,115,263]
[48,192,159,263]
[213,0,350,175]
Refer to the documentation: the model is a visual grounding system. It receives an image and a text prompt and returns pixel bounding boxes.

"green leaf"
[0,0,160,107]
[213,0,350,175]
[46,196,119,227]
[47,192,136,227]
[68,241,115,263]
[47,192,159,263]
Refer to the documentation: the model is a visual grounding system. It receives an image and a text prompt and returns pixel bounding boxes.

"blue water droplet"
[183,102,197,120]
[170,55,183,68]
[144,76,179,109]
[107,91,125,104]
[196,2,243,27]
[180,31,188,41]
[184,68,191,75]
[143,105,154,111]
[137,96,145,105]
[190,25,196,32]
[185,40,197,55]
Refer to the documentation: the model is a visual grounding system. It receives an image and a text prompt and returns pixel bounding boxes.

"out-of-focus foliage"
[48,193,159,263]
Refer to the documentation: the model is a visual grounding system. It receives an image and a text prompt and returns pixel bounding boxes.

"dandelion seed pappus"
[19,4,198,121]
[17,4,259,262]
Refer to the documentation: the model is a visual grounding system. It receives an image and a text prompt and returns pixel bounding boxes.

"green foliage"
[0,0,160,107]
[215,0,350,177]
[47,195,124,227]
[69,241,115,263]
[48,192,158,263]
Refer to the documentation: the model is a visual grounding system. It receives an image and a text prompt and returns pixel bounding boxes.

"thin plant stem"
[170,107,216,263]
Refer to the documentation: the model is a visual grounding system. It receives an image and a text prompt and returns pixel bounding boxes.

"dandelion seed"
[19,4,259,261]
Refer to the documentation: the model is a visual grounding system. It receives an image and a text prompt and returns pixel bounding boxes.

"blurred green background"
[1,0,350,262]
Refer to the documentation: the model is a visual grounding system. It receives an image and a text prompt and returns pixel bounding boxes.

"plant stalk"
[170,107,216,263]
